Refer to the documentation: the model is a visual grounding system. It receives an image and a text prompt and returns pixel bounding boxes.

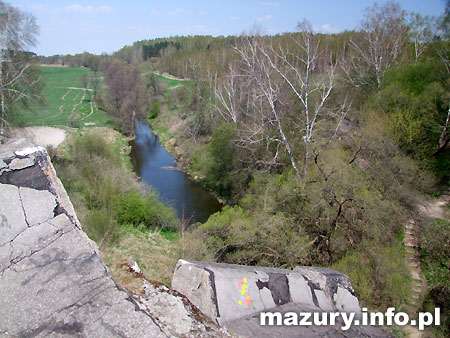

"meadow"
[14,66,111,127]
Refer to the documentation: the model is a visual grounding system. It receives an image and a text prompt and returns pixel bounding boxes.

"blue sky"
[12,0,447,56]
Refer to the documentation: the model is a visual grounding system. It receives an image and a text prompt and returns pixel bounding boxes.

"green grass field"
[153,73,188,88]
[14,66,111,128]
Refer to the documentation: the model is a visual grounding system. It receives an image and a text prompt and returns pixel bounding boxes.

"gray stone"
[0,184,27,246]
[141,280,194,335]
[9,221,61,266]
[0,227,165,337]
[314,289,334,311]
[8,156,35,170]
[286,272,315,307]
[49,213,76,233]
[294,266,356,302]
[172,260,391,337]
[333,287,361,313]
[172,259,219,320]
[19,186,56,226]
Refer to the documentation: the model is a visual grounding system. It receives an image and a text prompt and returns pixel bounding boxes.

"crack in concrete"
[130,295,171,338]
[1,228,66,273]
[17,189,30,227]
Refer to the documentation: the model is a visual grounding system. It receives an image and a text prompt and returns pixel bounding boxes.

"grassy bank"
[53,129,181,285]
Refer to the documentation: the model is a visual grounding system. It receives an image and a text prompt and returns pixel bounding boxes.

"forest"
[3,1,450,336]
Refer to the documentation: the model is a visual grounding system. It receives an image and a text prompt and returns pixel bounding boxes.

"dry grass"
[101,228,181,286]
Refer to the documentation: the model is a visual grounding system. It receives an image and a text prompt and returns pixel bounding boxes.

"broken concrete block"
[334,286,361,313]
[19,186,56,226]
[8,156,35,171]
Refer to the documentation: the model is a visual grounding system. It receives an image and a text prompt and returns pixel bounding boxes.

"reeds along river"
[129,119,222,224]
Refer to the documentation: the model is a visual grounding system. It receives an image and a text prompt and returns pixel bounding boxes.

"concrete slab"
[0,184,27,246]
[334,286,361,313]
[8,156,35,171]
[19,186,56,226]
[287,272,315,307]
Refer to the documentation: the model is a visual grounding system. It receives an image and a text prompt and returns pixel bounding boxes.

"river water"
[129,120,222,224]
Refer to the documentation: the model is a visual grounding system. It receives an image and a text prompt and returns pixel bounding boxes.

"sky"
[12,0,448,56]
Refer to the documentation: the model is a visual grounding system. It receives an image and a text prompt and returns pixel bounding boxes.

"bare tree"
[343,1,409,90]
[408,13,434,63]
[263,20,337,177]
[0,1,39,135]
[103,60,143,134]
[215,22,344,180]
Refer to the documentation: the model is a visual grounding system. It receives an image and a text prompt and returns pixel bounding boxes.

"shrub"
[196,205,312,268]
[113,191,178,230]
[149,101,161,119]
[332,241,411,310]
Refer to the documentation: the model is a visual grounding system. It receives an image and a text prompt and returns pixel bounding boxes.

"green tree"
[0,1,40,134]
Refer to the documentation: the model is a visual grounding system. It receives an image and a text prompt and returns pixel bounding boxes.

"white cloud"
[315,24,339,33]
[27,4,61,14]
[65,4,112,13]
[97,5,113,12]
[230,16,240,21]
[257,14,273,22]
[262,2,280,7]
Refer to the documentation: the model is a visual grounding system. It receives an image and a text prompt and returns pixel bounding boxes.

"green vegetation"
[419,218,450,287]
[52,131,180,282]
[148,101,161,119]
[153,73,188,88]
[13,66,111,128]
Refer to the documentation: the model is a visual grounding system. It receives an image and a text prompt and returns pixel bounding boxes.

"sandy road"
[10,126,66,148]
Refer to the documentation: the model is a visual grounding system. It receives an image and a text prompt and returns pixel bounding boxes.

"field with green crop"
[14,66,111,128]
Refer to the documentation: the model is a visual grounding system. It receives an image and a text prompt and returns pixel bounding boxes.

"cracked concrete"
[0,139,166,337]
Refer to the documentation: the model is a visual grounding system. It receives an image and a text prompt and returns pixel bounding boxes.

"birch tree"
[0,1,39,135]
[216,22,343,180]
[408,13,434,63]
[343,1,409,90]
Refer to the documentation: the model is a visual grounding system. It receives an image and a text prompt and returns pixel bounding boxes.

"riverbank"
[51,127,182,285]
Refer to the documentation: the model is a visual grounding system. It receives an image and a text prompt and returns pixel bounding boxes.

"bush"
[149,101,161,119]
[113,191,178,230]
[196,205,312,268]
[332,242,411,310]
[55,131,179,245]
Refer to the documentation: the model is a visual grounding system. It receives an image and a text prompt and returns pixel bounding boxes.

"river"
[129,119,222,224]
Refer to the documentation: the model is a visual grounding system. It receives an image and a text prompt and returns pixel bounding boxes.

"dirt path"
[62,89,71,101]
[81,101,95,121]
[10,127,66,148]
[403,193,449,337]
[153,71,190,81]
